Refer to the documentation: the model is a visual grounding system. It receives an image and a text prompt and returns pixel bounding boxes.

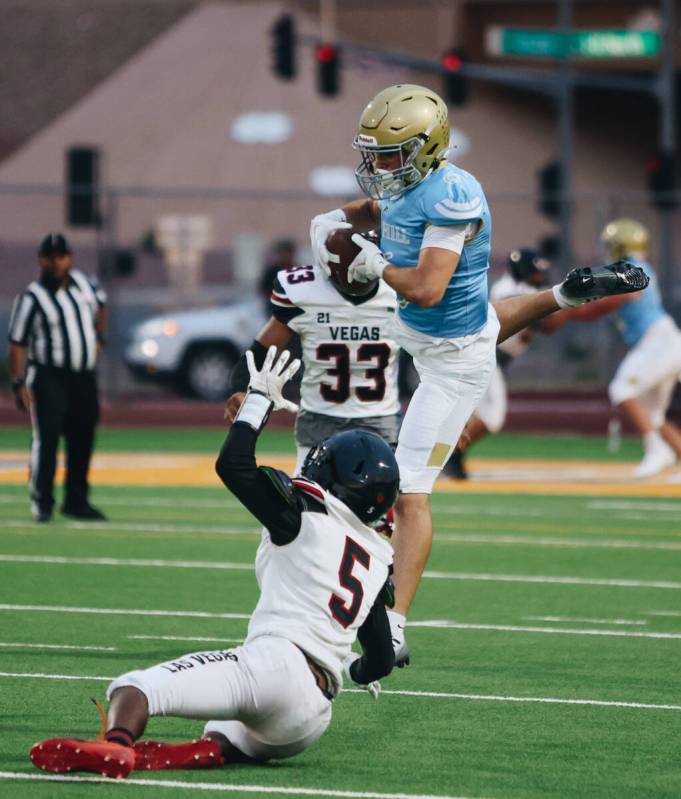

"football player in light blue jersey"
[579,219,681,478]
[309,85,652,665]
[309,84,500,665]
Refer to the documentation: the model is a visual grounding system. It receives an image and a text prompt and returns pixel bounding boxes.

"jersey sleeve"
[269,273,305,326]
[350,592,395,684]
[8,292,36,345]
[215,418,304,544]
[421,169,485,227]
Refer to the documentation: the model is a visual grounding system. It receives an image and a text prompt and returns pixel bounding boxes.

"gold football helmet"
[600,218,649,260]
[353,84,450,199]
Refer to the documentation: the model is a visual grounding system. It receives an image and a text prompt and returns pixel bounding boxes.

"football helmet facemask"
[353,84,450,200]
[301,430,399,524]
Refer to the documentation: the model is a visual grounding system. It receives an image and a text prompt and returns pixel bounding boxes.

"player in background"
[447,248,570,479]
[30,348,399,779]
[225,231,401,473]
[310,83,650,663]
[571,219,681,478]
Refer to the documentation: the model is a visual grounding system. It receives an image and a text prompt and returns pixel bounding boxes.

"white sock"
[552,283,578,309]
[386,610,406,633]
[643,430,665,452]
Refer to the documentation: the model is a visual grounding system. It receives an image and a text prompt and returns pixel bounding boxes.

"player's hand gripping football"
[246,346,301,413]
[310,209,351,274]
[348,234,390,284]
[342,655,381,699]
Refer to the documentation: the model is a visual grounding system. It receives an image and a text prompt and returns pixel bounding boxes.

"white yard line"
[524,616,647,626]
[0,495,241,509]
[423,571,681,589]
[129,635,243,644]
[0,642,115,651]
[0,671,112,681]
[433,533,681,551]
[0,520,258,536]
[347,688,681,712]
[588,500,681,512]
[3,555,681,590]
[0,554,255,571]
[0,673,679,713]
[409,620,681,640]
[0,605,677,643]
[0,772,481,799]
[0,604,250,620]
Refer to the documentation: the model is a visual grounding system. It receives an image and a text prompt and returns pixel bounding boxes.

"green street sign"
[486,27,660,59]
[573,30,660,58]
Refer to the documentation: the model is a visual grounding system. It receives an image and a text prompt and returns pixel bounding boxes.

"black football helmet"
[301,430,399,524]
[508,248,550,286]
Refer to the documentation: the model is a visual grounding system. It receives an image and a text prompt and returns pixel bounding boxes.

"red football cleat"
[134,738,224,770]
[29,737,135,779]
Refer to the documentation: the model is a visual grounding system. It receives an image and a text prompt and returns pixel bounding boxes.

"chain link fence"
[1,184,679,401]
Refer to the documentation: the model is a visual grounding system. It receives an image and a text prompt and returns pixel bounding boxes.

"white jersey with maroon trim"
[248,477,393,694]
[270,265,400,419]
[491,273,540,359]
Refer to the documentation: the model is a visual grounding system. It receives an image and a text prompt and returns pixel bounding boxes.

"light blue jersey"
[616,258,666,347]
[379,162,490,338]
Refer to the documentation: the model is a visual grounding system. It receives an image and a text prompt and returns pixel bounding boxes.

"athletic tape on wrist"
[234,391,272,431]
[552,283,572,309]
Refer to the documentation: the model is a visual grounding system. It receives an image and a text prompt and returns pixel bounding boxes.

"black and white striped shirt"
[8,270,107,371]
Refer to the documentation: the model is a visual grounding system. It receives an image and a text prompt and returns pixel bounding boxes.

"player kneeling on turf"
[29,347,398,779]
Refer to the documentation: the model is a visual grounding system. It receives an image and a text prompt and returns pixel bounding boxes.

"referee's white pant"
[394,305,499,493]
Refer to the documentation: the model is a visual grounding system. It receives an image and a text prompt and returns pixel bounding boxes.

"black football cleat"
[558,261,649,307]
[61,503,107,521]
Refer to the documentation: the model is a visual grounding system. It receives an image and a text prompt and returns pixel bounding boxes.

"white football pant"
[108,636,332,761]
[609,315,681,428]
[473,365,507,434]
[395,305,500,493]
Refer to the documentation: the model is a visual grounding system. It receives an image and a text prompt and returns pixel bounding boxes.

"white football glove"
[348,234,390,284]
[245,346,301,413]
[310,209,351,275]
[342,654,381,699]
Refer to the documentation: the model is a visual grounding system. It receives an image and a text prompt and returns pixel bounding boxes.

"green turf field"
[1,427,680,798]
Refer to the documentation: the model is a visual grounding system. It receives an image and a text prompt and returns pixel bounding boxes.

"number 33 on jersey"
[270,264,400,419]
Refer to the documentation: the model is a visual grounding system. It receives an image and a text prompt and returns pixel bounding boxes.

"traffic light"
[537,160,562,219]
[271,14,295,80]
[66,146,101,227]
[646,151,677,210]
[441,49,467,106]
[316,44,340,97]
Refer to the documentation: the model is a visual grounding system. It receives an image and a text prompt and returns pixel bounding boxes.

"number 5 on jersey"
[329,537,371,628]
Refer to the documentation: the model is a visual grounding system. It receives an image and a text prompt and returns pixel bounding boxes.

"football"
[326,229,379,297]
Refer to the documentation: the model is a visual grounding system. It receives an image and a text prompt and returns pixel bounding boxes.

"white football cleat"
[634,439,676,478]
[387,610,410,667]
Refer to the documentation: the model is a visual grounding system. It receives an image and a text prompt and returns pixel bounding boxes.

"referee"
[8,233,107,523]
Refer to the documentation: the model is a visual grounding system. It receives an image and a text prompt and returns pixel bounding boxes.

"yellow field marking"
[1,451,680,498]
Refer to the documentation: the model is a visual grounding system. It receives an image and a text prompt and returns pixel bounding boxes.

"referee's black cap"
[39,233,71,257]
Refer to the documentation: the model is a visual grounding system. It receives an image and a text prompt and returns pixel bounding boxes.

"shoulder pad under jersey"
[421,164,485,226]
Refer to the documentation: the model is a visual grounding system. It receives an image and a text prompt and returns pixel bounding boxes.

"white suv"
[125,297,266,401]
